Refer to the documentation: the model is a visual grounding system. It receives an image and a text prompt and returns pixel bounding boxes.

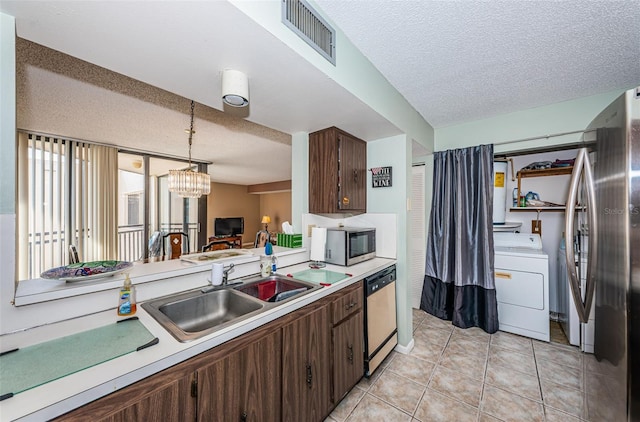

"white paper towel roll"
[310,227,327,262]
[211,263,224,286]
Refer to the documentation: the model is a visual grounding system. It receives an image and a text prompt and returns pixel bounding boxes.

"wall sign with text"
[370,166,392,188]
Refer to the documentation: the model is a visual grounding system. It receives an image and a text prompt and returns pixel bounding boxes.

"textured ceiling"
[315,0,640,128]
[15,39,292,186]
[2,0,639,187]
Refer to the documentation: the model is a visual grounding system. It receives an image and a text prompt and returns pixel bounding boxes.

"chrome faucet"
[201,263,238,293]
[221,263,235,285]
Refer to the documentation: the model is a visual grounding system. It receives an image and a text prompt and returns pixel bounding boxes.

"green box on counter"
[277,233,302,248]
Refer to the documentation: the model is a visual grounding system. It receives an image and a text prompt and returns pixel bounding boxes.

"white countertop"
[0,256,396,421]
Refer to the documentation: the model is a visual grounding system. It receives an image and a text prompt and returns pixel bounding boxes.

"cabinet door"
[309,127,367,214]
[333,311,364,402]
[282,305,331,422]
[309,128,339,214]
[198,329,282,422]
[54,370,195,422]
[338,133,367,212]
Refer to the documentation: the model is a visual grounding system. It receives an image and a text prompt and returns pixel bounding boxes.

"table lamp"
[261,215,271,231]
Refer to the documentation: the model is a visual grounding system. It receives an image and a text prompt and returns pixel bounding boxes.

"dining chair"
[254,230,270,248]
[162,232,189,260]
[202,239,239,252]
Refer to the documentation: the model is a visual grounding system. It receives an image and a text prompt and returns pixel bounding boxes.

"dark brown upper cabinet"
[309,127,367,214]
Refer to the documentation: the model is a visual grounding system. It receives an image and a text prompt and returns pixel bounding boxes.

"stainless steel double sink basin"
[142,274,319,342]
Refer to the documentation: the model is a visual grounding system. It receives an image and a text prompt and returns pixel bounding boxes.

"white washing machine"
[494,232,550,342]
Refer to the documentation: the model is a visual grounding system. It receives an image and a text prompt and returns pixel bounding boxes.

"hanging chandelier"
[168,100,211,198]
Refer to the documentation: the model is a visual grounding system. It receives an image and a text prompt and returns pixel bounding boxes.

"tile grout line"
[379,314,449,420]
[411,327,452,420]
[530,339,547,422]
[395,312,586,422]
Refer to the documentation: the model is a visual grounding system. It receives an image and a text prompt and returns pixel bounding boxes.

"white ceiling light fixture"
[168,100,211,198]
[222,69,249,107]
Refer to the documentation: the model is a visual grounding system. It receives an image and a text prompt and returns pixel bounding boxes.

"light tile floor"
[326,308,595,422]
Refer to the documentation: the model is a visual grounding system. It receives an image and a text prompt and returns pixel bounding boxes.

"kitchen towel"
[309,227,327,262]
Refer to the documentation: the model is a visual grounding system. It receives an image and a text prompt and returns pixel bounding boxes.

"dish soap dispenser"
[265,242,277,274]
[261,242,274,277]
[117,274,136,316]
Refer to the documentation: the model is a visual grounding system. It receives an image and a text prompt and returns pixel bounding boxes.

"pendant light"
[168,100,211,198]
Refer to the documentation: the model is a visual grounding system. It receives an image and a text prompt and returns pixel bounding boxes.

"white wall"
[290,132,309,236]
[435,90,623,153]
[1,13,18,334]
[0,12,15,214]
[366,135,412,348]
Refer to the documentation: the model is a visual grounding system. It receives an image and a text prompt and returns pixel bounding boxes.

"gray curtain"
[420,144,498,333]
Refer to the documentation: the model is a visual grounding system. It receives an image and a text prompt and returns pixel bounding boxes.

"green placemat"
[292,269,349,285]
[0,318,157,399]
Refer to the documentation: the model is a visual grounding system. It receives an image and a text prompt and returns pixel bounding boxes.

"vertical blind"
[17,132,118,280]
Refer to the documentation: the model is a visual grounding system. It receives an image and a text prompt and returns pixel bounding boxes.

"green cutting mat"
[292,269,349,285]
[0,318,156,399]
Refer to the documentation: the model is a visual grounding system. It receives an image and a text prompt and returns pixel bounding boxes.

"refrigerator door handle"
[582,149,597,323]
[565,148,596,323]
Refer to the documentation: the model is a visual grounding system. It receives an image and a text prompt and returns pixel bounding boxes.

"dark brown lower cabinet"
[54,279,372,422]
[52,363,196,422]
[197,329,281,422]
[281,304,331,422]
[333,311,364,402]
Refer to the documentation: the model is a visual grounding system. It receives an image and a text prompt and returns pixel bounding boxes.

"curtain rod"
[493,128,597,146]
[18,128,212,165]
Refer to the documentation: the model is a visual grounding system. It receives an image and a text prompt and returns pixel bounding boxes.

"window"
[18,132,208,280]
[17,132,118,280]
[119,154,204,261]
[126,193,142,225]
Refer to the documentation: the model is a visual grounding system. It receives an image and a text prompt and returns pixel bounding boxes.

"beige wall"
[260,192,292,234]
[207,183,260,246]
[207,183,292,247]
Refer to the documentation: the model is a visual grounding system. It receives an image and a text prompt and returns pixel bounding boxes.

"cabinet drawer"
[332,284,363,325]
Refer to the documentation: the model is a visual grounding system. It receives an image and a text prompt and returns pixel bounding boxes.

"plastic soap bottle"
[117,274,136,316]
[264,242,276,275]
[271,254,278,274]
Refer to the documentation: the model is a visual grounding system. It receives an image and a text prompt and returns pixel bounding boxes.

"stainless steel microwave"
[325,227,376,266]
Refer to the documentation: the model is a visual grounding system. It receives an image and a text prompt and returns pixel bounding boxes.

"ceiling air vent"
[282,0,336,65]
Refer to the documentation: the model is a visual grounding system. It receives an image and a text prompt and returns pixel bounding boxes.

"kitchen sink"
[234,274,319,303]
[142,275,320,342]
[142,288,265,342]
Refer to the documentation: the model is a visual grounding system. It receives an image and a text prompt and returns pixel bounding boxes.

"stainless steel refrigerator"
[564,86,640,421]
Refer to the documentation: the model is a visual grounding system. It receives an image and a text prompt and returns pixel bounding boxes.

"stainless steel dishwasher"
[363,265,397,377]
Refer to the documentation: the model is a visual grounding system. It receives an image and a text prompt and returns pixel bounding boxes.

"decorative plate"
[40,260,133,282]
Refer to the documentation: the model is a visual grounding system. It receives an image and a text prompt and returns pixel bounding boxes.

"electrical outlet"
[307,224,316,237]
[532,220,542,236]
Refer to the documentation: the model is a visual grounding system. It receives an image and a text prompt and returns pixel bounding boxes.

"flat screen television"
[214,217,244,237]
